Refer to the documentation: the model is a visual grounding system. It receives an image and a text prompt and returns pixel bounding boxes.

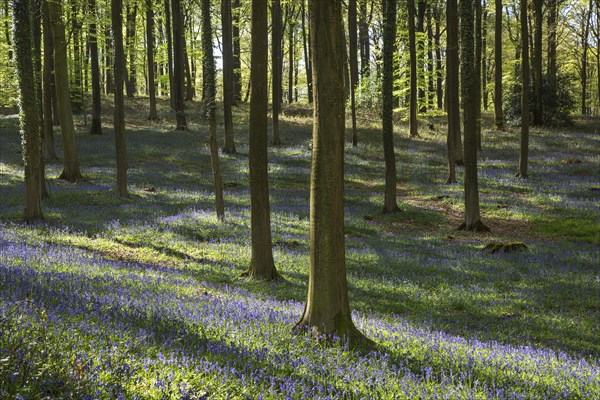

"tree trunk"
[146,0,158,120]
[446,0,460,183]
[482,2,488,111]
[547,0,557,102]
[494,0,503,130]
[171,0,187,129]
[580,2,592,116]
[434,8,443,110]
[70,0,83,113]
[113,0,128,196]
[125,2,137,97]
[532,0,543,125]
[426,8,435,109]
[232,0,242,103]
[104,25,113,94]
[349,0,358,146]
[358,0,370,78]
[301,0,312,103]
[202,0,225,220]
[184,43,194,101]
[32,0,47,199]
[408,0,418,137]
[243,0,279,280]
[4,0,12,60]
[459,0,488,231]
[296,0,370,348]
[41,0,57,160]
[164,0,175,109]
[222,0,236,153]
[48,0,82,182]
[475,0,482,151]
[271,0,282,145]
[416,0,427,112]
[13,0,44,221]
[517,0,529,178]
[287,6,295,105]
[89,0,103,135]
[382,0,400,213]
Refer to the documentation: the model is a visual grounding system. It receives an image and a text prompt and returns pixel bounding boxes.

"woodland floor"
[0,97,599,398]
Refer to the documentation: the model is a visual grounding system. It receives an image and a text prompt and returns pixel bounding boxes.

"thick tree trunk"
[89,0,103,135]
[171,0,187,129]
[494,0,503,130]
[349,0,359,146]
[146,0,158,120]
[41,0,57,160]
[112,0,128,196]
[32,0,47,199]
[125,3,137,97]
[296,0,369,347]
[408,0,418,137]
[532,0,543,125]
[243,0,279,280]
[202,0,225,220]
[446,0,460,183]
[48,0,82,182]
[13,0,43,221]
[482,2,488,110]
[517,0,529,178]
[475,0,482,150]
[271,0,282,145]
[459,0,488,231]
[382,0,400,213]
[232,0,242,103]
[222,0,236,153]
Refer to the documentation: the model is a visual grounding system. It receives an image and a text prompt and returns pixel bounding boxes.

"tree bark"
[222,0,236,153]
[359,0,370,77]
[41,0,57,160]
[243,0,279,280]
[89,0,103,135]
[532,0,543,125]
[271,0,282,145]
[301,0,312,103]
[517,0,529,178]
[202,0,225,220]
[475,0,482,150]
[546,0,557,102]
[104,25,114,95]
[287,5,295,105]
[125,2,138,97]
[408,0,418,137]
[146,0,158,120]
[482,2,488,110]
[171,0,187,129]
[382,0,400,213]
[349,0,359,146]
[459,0,488,231]
[48,0,82,182]
[13,0,44,221]
[113,0,128,196]
[164,0,175,109]
[494,0,503,130]
[416,0,427,112]
[296,0,370,348]
[434,7,443,110]
[446,0,461,183]
[232,0,242,103]
[70,0,83,113]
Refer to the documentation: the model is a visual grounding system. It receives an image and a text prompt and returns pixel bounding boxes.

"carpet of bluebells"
[1,106,599,398]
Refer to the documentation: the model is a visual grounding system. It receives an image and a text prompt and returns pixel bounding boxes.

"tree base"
[457,220,490,232]
[240,267,281,281]
[515,172,528,179]
[294,318,375,351]
[222,146,236,155]
[58,169,82,183]
[445,177,457,184]
[381,205,401,214]
[482,241,527,254]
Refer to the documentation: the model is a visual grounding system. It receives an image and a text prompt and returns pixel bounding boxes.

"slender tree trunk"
[104,25,113,94]
[4,0,12,60]
[532,0,543,125]
[171,0,187,129]
[547,0,557,102]
[184,44,194,100]
[349,0,358,146]
[475,0,482,151]
[446,0,460,183]
[296,0,370,348]
[42,0,57,160]
[32,0,47,199]
[146,0,158,120]
[359,0,370,77]
[70,0,83,113]
[89,0,103,135]
[232,0,242,103]
[427,9,435,109]
[580,2,592,116]
[416,0,427,112]
[125,2,137,97]
[164,0,175,109]
[301,0,312,103]
[202,0,225,220]
[48,0,82,182]
[459,0,488,231]
[517,0,530,178]
[408,0,418,137]
[434,8,443,110]
[243,0,279,280]
[113,0,128,195]
[13,0,43,221]
[382,0,400,213]
[482,2,488,110]
[271,0,282,145]
[222,0,236,153]
[288,8,295,105]
[494,0,503,130]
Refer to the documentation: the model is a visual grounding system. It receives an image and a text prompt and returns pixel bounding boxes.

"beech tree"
[146,0,158,120]
[446,0,462,183]
[243,0,279,280]
[296,0,369,347]
[271,0,282,146]
[13,0,43,221]
[494,0,504,130]
[408,0,419,137]
[517,0,530,178]
[112,0,128,196]
[221,0,236,153]
[171,0,187,130]
[349,0,359,147]
[89,0,103,135]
